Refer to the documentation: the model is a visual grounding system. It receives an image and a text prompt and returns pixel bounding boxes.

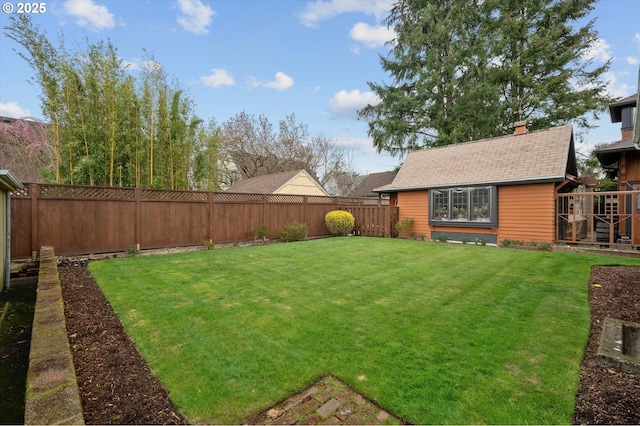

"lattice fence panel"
[142,188,208,201]
[39,184,135,200]
[11,186,29,198]
[214,192,263,203]
[338,197,390,206]
[267,194,304,204]
[307,195,337,204]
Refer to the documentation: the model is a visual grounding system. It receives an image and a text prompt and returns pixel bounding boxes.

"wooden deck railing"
[556,190,640,247]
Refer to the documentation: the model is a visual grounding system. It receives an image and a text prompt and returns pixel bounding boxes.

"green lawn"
[89,238,640,424]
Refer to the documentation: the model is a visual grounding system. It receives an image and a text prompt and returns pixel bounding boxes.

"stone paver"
[246,375,404,425]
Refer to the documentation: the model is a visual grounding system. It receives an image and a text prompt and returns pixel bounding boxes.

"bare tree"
[0,117,54,182]
[221,112,357,189]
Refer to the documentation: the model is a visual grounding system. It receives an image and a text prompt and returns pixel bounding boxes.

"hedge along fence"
[10,183,396,258]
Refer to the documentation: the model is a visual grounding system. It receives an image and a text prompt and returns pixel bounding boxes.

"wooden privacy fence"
[11,183,397,258]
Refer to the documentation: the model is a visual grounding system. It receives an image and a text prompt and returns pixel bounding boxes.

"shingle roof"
[377,125,575,192]
[349,171,395,197]
[594,137,634,167]
[226,169,303,193]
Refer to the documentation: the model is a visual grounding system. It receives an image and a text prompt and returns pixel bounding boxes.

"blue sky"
[1,0,639,175]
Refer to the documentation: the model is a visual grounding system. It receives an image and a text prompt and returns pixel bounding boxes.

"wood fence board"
[10,183,394,258]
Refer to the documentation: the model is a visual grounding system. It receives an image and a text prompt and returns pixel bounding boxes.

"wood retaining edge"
[24,246,84,425]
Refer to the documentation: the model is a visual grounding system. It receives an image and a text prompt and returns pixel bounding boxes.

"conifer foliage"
[359,0,612,155]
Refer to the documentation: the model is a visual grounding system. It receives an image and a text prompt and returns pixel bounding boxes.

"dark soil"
[58,261,640,425]
[572,265,640,424]
[60,262,188,425]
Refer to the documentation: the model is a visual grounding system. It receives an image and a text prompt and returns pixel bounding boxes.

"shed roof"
[225,169,328,195]
[376,125,576,192]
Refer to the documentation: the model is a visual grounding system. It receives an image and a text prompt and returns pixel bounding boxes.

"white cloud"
[627,57,640,66]
[261,72,295,91]
[63,0,115,30]
[299,0,393,27]
[602,71,635,99]
[635,33,640,44]
[349,22,394,48]
[329,89,380,120]
[201,68,235,88]
[582,38,612,63]
[176,0,215,35]
[0,102,31,119]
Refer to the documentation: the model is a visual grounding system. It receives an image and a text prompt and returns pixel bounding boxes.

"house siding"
[395,183,557,244]
[276,173,327,196]
[497,183,556,243]
[397,191,429,236]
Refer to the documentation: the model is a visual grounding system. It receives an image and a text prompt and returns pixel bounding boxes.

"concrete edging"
[24,246,84,425]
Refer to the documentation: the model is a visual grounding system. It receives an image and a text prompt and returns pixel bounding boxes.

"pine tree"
[359,0,611,156]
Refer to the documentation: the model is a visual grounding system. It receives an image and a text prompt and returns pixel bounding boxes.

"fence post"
[262,194,267,238]
[30,183,39,259]
[135,187,142,249]
[208,191,215,242]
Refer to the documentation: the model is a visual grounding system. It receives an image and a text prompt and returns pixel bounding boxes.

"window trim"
[428,186,498,228]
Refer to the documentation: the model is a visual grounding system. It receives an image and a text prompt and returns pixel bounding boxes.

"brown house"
[590,93,640,245]
[594,94,638,190]
[375,123,578,244]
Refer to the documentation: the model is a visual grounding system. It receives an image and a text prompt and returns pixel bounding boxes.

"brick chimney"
[513,120,528,135]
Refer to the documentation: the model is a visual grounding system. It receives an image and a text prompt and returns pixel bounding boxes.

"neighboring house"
[349,171,395,198]
[225,169,329,196]
[592,93,640,245]
[375,122,578,244]
[594,94,638,188]
[323,173,363,197]
[1,170,23,291]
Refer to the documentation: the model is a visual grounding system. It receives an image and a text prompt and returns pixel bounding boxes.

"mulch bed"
[572,265,640,424]
[60,261,640,425]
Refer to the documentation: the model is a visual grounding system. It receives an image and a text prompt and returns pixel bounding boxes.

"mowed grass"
[89,237,640,424]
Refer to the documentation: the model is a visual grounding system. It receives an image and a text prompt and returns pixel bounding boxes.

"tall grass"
[89,238,639,424]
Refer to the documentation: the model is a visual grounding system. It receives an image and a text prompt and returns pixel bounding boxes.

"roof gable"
[349,172,395,197]
[225,169,328,195]
[383,125,575,191]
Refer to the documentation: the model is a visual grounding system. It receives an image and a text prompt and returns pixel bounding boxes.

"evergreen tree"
[360,0,611,156]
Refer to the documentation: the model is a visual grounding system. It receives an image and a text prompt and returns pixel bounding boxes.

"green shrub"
[204,240,215,250]
[394,217,415,238]
[126,244,140,257]
[539,242,551,251]
[278,221,308,242]
[324,210,355,236]
[435,234,449,243]
[251,224,268,241]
